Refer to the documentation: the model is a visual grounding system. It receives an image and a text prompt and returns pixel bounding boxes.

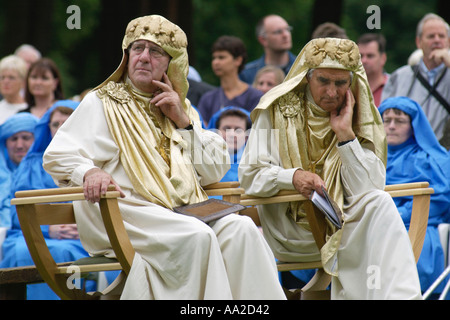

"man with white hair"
[382,13,450,141]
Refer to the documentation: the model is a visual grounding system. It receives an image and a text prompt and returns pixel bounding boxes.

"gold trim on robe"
[97,80,208,209]
[251,38,387,275]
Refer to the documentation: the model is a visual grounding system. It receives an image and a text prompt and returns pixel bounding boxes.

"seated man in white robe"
[239,37,422,300]
[43,15,285,300]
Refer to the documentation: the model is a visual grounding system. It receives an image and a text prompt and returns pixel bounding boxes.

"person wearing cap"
[378,96,450,296]
[43,15,285,300]
[239,37,422,299]
[0,112,38,228]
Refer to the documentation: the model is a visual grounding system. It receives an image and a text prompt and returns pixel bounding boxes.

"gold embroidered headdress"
[252,38,387,274]
[94,15,209,209]
[253,37,386,188]
[96,14,190,113]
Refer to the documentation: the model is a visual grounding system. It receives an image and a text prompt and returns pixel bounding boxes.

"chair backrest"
[229,182,433,263]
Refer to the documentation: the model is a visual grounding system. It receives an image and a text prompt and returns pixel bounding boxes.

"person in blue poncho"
[0,100,100,300]
[0,112,38,228]
[379,96,450,296]
[207,106,251,183]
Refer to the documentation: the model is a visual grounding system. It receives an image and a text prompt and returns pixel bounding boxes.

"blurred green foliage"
[191,0,314,85]
[192,0,438,85]
[0,0,440,97]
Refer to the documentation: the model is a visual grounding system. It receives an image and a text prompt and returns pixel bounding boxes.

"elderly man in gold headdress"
[43,15,285,300]
[239,37,422,299]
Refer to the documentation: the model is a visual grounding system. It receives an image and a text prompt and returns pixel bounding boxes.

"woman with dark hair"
[197,35,263,125]
[24,58,64,118]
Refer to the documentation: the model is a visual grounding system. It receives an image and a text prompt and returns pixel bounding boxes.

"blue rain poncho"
[0,112,38,228]
[0,100,99,300]
[379,96,450,293]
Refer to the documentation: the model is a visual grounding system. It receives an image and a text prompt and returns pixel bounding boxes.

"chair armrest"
[203,182,244,203]
[11,186,135,299]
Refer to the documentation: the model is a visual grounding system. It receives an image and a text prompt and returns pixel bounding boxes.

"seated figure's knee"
[187,219,217,246]
[213,214,260,240]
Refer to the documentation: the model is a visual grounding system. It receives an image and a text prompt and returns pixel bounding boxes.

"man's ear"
[234,56,243,69]
[257,35,267,47]
[415,36,421,50]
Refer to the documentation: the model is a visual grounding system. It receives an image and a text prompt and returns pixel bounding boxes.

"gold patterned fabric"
[251,38,387,268]
[95,15,190,114]
[94,15,208,209]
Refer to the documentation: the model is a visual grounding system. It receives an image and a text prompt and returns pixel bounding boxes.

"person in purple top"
[197,35,263,126]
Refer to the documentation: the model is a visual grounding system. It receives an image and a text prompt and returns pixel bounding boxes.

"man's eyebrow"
[317,76,349,84]
[317,76,330,83]
[335,79,350,85]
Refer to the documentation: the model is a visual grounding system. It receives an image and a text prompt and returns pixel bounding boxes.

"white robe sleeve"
[43,92,119,188]
[239,108,387,198]
[337,139,386,197]
[238,108,298,197]
[178,125,230,186]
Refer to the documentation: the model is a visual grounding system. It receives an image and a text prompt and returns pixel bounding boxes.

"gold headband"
[122,15,188,53]
[96,15,190,111]
[303,38,360,71]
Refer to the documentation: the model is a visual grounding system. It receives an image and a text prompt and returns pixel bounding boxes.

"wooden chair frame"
[9,181,432,300]
[11,187,132,300]
[237,182,433,298]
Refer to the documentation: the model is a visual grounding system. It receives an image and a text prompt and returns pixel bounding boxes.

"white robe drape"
[239,108,422,300]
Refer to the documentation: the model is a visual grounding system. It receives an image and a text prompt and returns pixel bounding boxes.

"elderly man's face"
[308,68,352,112]
[127,40,171,93]
[416,19,449,59]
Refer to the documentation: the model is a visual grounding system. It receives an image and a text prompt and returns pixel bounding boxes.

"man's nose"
[326,86,338,97]
[139,48,152,62]
[385,119,396,129]
[432,34,443,42]
[15,138,26,149]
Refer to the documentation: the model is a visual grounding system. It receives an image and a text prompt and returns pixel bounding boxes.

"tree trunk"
[310,0,343,37]
[436,0,450,26]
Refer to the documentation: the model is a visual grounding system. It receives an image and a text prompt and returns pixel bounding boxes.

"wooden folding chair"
[11,187,133,300]
[9,181,432,300]
[238,182,434,299]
